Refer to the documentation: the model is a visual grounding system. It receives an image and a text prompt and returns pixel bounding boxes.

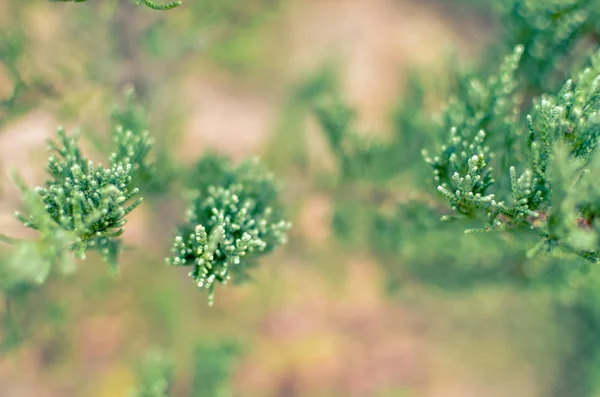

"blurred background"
[0,1,578,396]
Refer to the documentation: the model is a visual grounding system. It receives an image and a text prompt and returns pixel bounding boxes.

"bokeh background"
[0,1,577,396]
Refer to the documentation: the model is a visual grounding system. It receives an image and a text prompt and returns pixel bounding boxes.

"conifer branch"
[167,154,291,305]
[425,45,600,263]
[313,0,600,269]
[13,91,155,272]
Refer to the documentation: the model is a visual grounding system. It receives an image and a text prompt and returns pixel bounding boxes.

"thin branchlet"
[425,45,600,263]
[48,0,182,10]
[140,0,182,11]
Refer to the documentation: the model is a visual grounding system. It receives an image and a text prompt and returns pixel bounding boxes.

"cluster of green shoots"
[5,0,600,394]
[2,90,290,304]
[167,154,291,305]
[425,46,600,263]
[314,0,600,267]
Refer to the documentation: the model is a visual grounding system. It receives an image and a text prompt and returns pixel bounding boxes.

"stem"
[0,234,17,244]
[551,299,600,397]
[5,296,12,321]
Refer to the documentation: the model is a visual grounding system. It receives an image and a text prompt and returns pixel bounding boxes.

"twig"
[0,234,17,244]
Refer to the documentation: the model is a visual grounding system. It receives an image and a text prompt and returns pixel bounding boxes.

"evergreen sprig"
[167,154,291,305]
[312,0,600,277]
[0,25,58,121]
[497,0,600,93]
[15,127,144,269]
[313,69,434,185]
[425,46,600,263]
[3,175,77,291]
[130,350,174,397]
[191,341,240,397]
[0,29,25,111]
[315,96,394,182]
[423,45,524,219]
[111,89,157,191]
[13,91,157,271]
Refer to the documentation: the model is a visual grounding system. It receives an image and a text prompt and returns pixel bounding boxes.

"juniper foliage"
[316,0,600,267]
[415,0,600,267]
[497,0,600,93]
[425,46,600,263]
[0,28,24,111]
[314,68,432,185]
[13,92,154,272]
[312,1,600,395]
[130,350,174,397]
[110,89,164,193]
[3,175,76,290]
[0,1,293,394]
[168,154,291,305]
[190,341,240,397]
[0,22,58,122]
[315,96,394,182]
[128,343,239,397]
[15,128,142,267]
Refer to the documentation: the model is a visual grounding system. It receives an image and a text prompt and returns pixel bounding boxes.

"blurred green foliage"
[4,0,600,396]
[1,1,289,392]
[14,92,153,269]
[312,1,600,396]
[190,341,239,397]
[131,349,174,397]
[129,343,239,397]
